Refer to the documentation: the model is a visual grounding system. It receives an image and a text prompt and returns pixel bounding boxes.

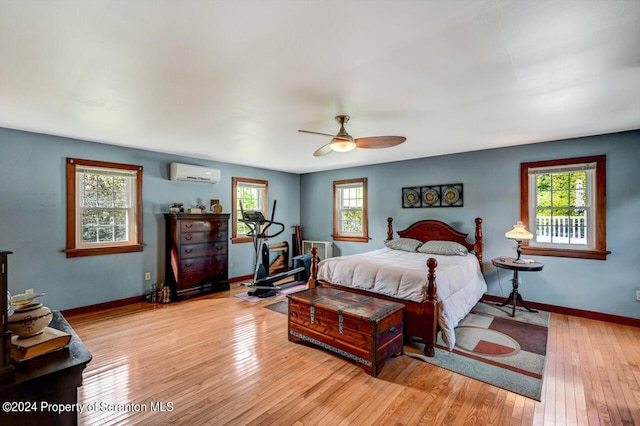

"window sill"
[63,244,145,258]
[332,235,369,243]
[522,246,610,260]
[232,236,252,244]
[232,236,270,244]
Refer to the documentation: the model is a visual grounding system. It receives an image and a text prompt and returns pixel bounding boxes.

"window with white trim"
[333,178,368,242]
[65,158,143,258]
[232,177,268,243]
[520,155,609,260]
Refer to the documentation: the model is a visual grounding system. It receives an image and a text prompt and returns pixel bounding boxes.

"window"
[65,158,143,258]
[333,178,368,242]
[232,177,268,243]
[520,155,609,260]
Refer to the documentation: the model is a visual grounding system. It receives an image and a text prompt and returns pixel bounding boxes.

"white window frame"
[76,166,137,249]
[527,163,596,250]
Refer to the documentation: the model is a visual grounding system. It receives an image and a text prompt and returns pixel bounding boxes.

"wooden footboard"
[308,247,440,357]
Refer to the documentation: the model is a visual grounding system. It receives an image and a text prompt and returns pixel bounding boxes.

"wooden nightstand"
[492,257,544,317]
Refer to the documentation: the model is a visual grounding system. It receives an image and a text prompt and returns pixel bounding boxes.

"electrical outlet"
[145,272,151,281]
[229,260,234,268]
[636,290,640,301]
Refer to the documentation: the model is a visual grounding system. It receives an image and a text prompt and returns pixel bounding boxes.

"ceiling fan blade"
[355,136,406,149]
[299,130,351,141]
[313,143,333,157]
[298,130,335,137]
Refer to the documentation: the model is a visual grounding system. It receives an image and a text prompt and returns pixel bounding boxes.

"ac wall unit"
[302,240,333,261]
[170,163,221,184]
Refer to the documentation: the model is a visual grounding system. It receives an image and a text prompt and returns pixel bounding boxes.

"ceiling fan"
[298,115,406,157]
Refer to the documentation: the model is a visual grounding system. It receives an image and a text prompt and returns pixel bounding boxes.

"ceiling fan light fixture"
[300,114,406,156]
[330,137,356,152]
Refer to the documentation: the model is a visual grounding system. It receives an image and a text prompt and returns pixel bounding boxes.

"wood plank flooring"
[66,284,640,425]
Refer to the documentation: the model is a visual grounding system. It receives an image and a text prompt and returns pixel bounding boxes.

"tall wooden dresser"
[164,214,230,300]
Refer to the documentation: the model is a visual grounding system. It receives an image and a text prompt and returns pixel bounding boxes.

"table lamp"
[505,221,533,263]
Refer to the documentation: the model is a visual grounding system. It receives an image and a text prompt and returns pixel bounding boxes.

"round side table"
[491,257,544,317]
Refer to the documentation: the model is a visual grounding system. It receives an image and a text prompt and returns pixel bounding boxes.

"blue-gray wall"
[2,127,638,319]
[0,127,300,310]
[300,130,640,319]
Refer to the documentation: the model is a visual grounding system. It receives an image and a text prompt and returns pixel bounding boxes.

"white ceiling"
[1,1,639,174]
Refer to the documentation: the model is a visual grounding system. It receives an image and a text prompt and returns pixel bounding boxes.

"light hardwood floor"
[66,284,640,425]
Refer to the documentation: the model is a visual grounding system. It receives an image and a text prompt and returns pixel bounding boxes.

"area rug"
[235,283,307,303]
[264,298,548,400]
[404,302,549,401]
[265,300,288,315]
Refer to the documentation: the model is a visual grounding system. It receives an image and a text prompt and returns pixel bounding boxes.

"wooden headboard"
[387,217,484,270]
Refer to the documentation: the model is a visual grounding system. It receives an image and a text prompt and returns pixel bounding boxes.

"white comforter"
[316,247,487,350]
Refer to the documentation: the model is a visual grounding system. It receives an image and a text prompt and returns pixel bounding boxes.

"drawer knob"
[185,235,193,240]
[388,326,397,333]
[185,249,193,253]
[185,224,193,228]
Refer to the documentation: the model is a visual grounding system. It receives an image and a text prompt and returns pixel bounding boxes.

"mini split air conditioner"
[170,163,220,184]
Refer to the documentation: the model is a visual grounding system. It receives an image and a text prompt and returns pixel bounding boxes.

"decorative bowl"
[8,302,52,338]
[11,292,45,308]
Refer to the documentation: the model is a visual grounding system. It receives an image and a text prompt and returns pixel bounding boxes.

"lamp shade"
[330,136,356,152]
[505,221,533,241]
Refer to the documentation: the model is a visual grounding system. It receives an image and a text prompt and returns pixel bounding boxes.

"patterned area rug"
[235,283,307,303]
[404,302,549,400]
[265,298,549,400]
[265,300,288,315]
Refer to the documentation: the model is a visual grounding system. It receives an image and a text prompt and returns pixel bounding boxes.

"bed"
[307,217,486,357]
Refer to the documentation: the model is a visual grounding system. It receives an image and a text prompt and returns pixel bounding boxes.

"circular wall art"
[402,188,420,207]
[422,187,439,206]
[442,186,461,205]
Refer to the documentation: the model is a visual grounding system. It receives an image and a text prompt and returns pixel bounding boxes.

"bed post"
[474,218,484,272]
[386,217,394,241]
[426,258,438,303]
[308,246,318,288]
[422,258,438,357]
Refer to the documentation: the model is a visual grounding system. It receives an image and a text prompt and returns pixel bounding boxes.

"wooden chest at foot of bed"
[287,287,404,377]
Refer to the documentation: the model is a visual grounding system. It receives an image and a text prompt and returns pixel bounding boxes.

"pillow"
[417,240,468,256]
[384,238,423,252]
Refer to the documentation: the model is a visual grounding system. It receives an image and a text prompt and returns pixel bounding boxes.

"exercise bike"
[240,201,306,298]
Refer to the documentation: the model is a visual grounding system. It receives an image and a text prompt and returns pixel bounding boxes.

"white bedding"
[316,247,487,350]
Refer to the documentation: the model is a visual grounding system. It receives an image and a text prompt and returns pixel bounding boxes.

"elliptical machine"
[240,201,306,298]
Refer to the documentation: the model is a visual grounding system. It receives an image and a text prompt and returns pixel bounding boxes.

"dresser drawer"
[179,255,227,272]
[179,231,227,244]
[180,220,227,233]
[180,242,227,259]
[178,270,226,289]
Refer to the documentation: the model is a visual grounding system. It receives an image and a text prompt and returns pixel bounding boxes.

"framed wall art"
[401,183,463,208]
[402,187,422,208]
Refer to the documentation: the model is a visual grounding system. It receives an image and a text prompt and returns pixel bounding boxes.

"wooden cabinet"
[1,250,13,380]
[0,311,92,426]
[164,214,230,300]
